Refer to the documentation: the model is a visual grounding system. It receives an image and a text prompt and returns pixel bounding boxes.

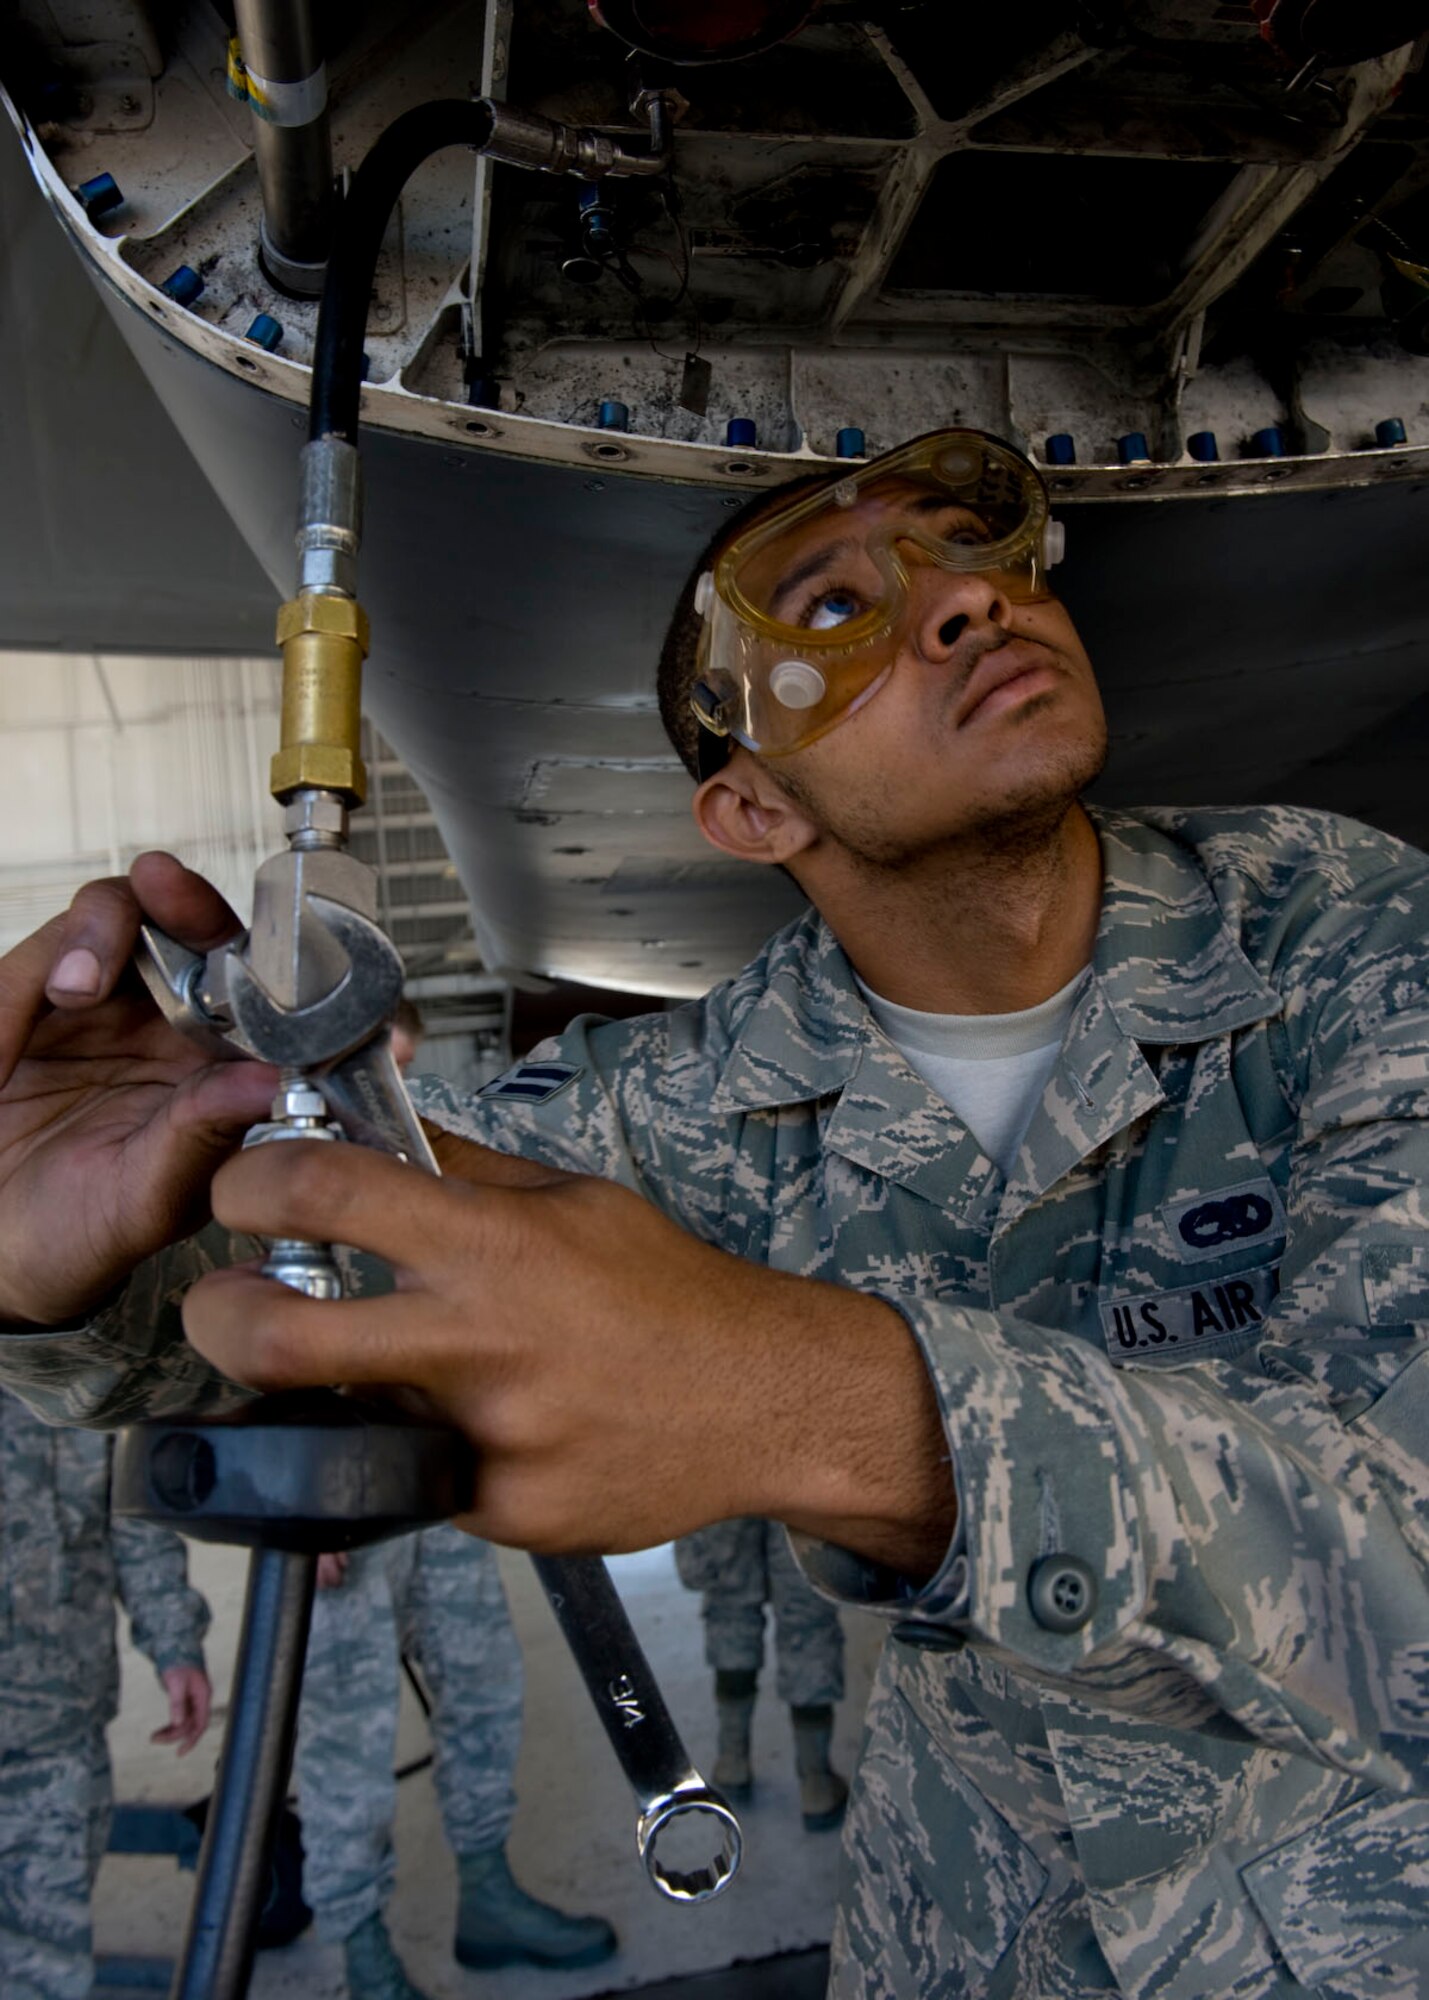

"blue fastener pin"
[160,265,203,307]
[76,173,124,222]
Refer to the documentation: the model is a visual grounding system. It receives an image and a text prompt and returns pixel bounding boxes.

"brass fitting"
[270,593,370,803]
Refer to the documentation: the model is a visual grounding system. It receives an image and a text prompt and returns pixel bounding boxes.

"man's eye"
[944,522,993,548]
[804,590,863,631]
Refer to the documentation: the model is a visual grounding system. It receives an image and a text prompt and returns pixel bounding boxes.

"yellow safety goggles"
[690,429,1065,764]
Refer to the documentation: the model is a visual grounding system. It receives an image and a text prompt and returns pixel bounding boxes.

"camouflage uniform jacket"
[0,1388,209,1753]
[2,805,1429,1993]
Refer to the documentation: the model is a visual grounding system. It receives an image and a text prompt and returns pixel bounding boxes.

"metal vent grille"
[355,722,480,977]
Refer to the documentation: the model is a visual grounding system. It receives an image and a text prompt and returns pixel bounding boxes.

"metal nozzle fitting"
[270,593,370,803]
[282,791,349,847]
[476,95,675,180]
[296,437,362,596]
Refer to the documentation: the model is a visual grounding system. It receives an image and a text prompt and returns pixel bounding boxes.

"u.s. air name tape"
[1101,1263,1280,1366]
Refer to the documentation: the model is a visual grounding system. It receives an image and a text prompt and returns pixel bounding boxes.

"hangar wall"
[0,650,282,954]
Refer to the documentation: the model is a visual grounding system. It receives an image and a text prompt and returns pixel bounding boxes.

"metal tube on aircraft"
[231,0,334,297]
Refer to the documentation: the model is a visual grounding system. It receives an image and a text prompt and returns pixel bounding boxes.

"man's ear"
[692,751,818,868]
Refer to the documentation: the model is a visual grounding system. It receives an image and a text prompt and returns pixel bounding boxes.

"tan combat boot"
[791,1703,848,1831]
[711,1667,757,1802]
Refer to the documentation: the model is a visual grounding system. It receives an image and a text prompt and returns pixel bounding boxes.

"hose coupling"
[270,593,370,803]
[479,93,677,180]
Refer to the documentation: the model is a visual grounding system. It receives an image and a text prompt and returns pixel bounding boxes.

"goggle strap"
[690,679,734,781]
[695,723,731,782]
[690,679,730,732]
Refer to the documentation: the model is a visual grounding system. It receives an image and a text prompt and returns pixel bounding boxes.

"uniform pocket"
[1240,1789,1429,1986]
[1362,1242,1429,1330]
[837,1680,1046,1997]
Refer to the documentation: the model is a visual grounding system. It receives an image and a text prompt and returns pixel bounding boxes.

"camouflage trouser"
[295,1523,522,1943]
[674,1518,844,1707]
[832,1640,1429,2000]
[830,1643,1126,2000]
[0,1728,110,2000]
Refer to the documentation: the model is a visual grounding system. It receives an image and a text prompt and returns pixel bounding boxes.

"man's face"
[745,513,1107,868]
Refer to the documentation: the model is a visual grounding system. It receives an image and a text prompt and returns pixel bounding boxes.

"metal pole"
[231,0,334,297]
[169,1548,317,2000]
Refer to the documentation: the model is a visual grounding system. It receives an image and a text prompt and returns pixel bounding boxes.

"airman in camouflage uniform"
[417,801,1429,1999]
[12,800,1423,1996]
[0,1386,210,2000]
[674,1515,848,1824]
[297,1528,523,1957]
[3,431,1429,2000]
[674,1519,845,1713]
[294,1233,615,1996]
[295,1243,526,1958]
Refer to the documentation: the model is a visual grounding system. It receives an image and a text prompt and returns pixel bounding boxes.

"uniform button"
[891,1620,966,1653]
[1028,1555,1097,1633]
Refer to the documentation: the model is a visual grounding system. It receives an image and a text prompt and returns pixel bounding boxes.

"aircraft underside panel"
[4,0,1429,988]
[96,278,1429,993]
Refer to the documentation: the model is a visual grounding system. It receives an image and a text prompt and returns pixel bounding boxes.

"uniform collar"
[710,806,1281,1117]
[710,910,866,1114]
[710,916,1000,1213]
[1085,806,1281,1045]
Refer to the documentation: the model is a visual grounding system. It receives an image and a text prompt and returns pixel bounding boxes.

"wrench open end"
[225,894,404,1069]
[637,1780,743,1903]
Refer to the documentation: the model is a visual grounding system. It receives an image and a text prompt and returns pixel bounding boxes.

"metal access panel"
[0,121,275,654]
[5,2,1429,992]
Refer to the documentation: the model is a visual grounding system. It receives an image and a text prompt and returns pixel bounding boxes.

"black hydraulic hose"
[293,85,738,1918]
[309,100,494,443]
[170,1549,317,2000]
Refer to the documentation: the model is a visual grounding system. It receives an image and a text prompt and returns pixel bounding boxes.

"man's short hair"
[393,996,424,1041]
[656,471,836,779]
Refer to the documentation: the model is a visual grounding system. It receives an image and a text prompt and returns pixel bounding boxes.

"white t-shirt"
[857,967,1089,1177]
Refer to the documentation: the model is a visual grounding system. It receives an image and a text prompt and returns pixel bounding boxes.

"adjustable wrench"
[136,893,401,1069]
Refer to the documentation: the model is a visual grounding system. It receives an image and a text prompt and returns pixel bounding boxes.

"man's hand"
[0,855,277,1325]
[316,1551,349,1589]
[183,1134,957,1573]
[153,1665,212,1756]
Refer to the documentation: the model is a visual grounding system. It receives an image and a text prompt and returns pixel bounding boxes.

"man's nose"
[910,568,1012,663]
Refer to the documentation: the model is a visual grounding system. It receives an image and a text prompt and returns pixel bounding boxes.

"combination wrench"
[134,901,742,1901]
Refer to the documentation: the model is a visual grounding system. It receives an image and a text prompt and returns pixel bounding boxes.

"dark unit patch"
[1162,1177,1286,1263]
[1101,1265,1280,1366]
[478,1061,584,1106]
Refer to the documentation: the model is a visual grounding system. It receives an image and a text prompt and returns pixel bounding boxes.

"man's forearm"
[738,1279,958,1580]
[180,1140,961,1564]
